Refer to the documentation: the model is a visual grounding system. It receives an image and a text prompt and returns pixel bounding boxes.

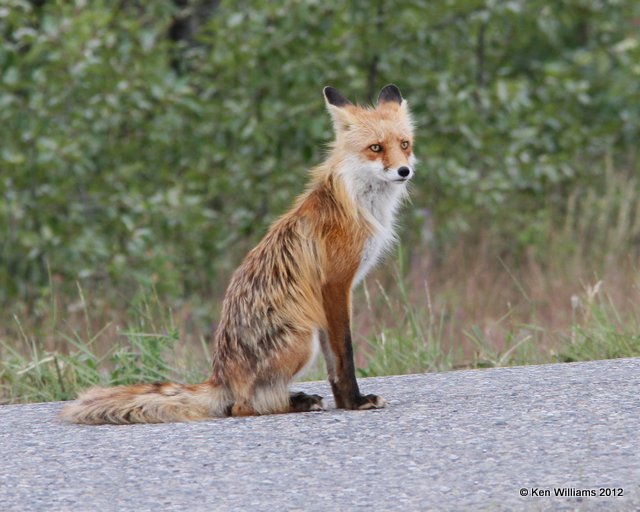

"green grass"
[558,294,640,363]
[3,263,640,405]
[357,270,454,378]
[0,288,211,404]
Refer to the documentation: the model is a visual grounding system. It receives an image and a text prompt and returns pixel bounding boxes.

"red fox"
[61,84,415,424]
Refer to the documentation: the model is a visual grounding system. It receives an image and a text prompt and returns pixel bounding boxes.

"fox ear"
[323,86,352,108]
[323,86,354,132]
[377,84,403,106]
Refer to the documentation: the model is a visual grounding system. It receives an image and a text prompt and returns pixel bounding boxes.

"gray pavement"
[1,358,639,511]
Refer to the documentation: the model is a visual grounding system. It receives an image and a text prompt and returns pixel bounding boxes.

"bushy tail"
[60,381,231,425]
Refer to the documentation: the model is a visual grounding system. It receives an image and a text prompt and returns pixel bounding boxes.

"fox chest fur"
[346,169,408,286]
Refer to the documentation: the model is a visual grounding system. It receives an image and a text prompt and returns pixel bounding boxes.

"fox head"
[323,84,415,186]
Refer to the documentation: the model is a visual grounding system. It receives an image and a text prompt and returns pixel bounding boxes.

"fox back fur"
[61,84,415,424]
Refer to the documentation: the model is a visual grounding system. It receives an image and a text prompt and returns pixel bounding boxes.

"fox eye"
[401,140,410,150]
[369,144,382,153]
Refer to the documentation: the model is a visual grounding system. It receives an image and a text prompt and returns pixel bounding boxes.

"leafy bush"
[1,0,638,305]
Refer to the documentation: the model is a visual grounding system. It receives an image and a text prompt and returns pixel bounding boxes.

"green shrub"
[1,0,639,304]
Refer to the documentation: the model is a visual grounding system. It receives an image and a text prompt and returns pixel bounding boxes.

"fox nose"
[398,166,410,178]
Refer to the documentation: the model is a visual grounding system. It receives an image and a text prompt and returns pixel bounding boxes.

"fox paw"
[357,394,388,410]
[289,391,326,412]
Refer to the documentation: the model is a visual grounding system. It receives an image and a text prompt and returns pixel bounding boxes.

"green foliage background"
[1,0,639,304]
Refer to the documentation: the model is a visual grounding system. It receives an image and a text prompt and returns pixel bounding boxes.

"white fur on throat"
[337,155,414,286]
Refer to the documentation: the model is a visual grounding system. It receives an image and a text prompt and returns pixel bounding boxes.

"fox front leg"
[320,286,387,410]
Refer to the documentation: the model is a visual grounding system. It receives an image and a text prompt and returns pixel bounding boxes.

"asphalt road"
[1,358,639,511]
